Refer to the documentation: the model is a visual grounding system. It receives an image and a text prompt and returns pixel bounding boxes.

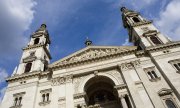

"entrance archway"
[84,76,121,108]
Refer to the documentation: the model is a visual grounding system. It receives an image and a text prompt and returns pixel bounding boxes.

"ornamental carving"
[73,76,84,93]
[131,60,141,68]
[51,77,65,86]
[120,60,141,70]
[50,46,136,68]
[120,63,133,71]
[51,75,73,86]
[66,75,73,83]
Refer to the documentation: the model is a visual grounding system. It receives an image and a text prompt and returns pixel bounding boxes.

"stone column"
[120,95,128,108]
[65,75,74,108]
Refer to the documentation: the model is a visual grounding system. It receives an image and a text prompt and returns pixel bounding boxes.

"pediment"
[23,55,37,63]
[50,46,137,68]
[143,30,157,37]
[158,88,172,96]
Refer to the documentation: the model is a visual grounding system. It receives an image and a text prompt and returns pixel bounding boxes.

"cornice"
[6,71,51,83]
[22,44,45,50]
[22,43,52,59]
[132,20,152,27]
[6,71,41,83]
[135,41,180,57]
[146,41,180,52]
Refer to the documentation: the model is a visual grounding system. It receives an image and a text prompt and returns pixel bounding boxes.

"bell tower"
[121,7,171,50]
[14,24,51,75]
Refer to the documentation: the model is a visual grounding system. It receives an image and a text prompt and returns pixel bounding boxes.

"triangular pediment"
[158,88,172,96]
[50,46,137,68]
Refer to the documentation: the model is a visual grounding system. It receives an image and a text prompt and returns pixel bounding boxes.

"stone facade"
[1,7,180,108]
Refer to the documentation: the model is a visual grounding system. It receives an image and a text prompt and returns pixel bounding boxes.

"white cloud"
[0,68,8,104]
[0,0,36,59]
[0,68,8,83]
[0,87,6,104]
[122,38,131,46]
[155,0,180,40]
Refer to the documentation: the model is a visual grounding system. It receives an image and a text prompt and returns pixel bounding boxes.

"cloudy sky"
[0,0,180,103]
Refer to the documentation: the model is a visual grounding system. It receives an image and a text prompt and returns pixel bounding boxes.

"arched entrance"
[84,76,121,108]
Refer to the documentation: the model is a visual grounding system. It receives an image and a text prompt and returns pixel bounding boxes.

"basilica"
[1,7,180,108]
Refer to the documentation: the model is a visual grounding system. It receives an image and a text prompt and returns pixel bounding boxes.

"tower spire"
[15,23,51,75]
[121,7,170,49]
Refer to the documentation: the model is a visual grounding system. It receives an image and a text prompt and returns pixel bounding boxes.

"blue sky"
[0,0,180,103]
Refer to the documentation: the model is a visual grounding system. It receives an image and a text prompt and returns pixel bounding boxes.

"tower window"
[150,36,162,45]
[132,17,140,23]
[34,38,40,45]
[158,88,179,108]
[165,99,177,108]
[77,104,82,108]
[24,63,32,73]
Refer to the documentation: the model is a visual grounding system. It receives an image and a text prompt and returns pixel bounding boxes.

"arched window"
[77,104,82,108]
[24,63,32,73]
[165,99,177,108]
[46,93,49,101]
[42,94,45,102]
[150,36,162,45]
[34,38,40,45]
[147,72,154,79]
[132,17,140,23]
[152,71,158,78]
[174,64,180,71]
[14,98,18,106]
[18,97,22,105]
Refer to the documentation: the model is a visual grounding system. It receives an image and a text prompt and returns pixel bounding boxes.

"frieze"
[51,77,65,86]
[119,60,141,71]
[131,60,141,68]
[51,75,73,86]
[120,63,133,71]
[66,75,73,83]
